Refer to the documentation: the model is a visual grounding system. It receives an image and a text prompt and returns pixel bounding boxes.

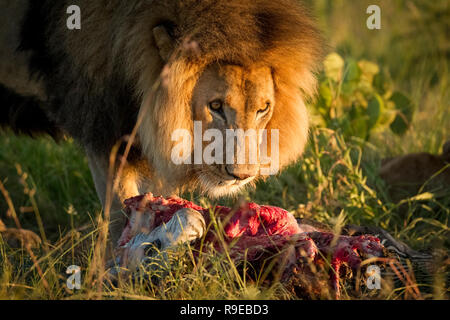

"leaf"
[358,60,380,85]
[348,105,369,139]
[343,59,361,83]
[373,70,392,96]
[389,91,415,135]
[351,117,369,140]
[341,59,361,96]
[358,60,380,77]
[367,94,383,129]
[324,53,344,82]
[375,109,397,132]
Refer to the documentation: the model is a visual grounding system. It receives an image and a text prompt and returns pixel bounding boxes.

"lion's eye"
[208,100,226,120]
[258,102,271,115]
[209,100,223,111]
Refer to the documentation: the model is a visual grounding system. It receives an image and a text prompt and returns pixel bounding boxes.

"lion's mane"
[21,0,323,194]
[136,0,323,191]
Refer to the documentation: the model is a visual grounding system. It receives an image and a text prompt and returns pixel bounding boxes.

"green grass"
[0,0,448,299]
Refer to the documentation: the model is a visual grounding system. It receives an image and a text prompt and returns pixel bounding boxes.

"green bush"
[311,52,415,140]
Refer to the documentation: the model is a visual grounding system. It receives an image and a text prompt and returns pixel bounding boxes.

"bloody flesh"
[119,193,386,297]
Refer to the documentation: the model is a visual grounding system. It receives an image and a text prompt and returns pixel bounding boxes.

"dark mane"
[172,0,324,97]
[16,0,323,167]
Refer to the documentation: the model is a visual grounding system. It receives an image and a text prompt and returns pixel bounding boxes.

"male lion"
[0,0,323,248]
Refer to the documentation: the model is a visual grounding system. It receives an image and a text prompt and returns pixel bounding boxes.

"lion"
[0,0,323,249]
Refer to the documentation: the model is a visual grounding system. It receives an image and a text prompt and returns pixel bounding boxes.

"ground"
[0,0,448,299]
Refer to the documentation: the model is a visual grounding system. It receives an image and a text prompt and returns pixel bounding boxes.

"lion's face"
[137,1,322,199]
[191,63,276,197]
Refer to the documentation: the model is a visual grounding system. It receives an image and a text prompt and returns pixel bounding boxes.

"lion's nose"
[225,166,256,181]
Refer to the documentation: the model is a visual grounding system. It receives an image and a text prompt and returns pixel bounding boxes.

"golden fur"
[8,0,323,199]
[130,0,324,196]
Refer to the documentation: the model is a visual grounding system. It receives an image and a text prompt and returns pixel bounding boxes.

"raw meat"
[115,193,389,298]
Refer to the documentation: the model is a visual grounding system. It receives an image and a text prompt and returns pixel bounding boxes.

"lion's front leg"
[86,151,141,257]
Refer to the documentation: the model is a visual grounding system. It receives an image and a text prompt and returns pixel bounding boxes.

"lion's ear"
[153,25,175,62]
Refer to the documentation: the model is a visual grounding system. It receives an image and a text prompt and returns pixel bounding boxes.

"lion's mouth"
[196,168,256,198]
[217,167,256,187]
[221,175,255,186]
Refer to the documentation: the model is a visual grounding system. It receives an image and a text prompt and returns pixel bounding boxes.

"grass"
[0,0,449,299]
